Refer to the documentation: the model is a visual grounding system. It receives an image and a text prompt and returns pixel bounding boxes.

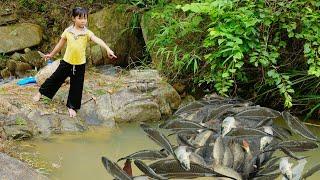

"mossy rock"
[88,4,145,66]
[0,23,43,53]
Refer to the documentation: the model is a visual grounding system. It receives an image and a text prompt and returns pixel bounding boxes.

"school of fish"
[101,95,320,179]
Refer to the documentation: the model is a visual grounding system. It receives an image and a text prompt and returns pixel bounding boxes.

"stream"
[17,121,320,180]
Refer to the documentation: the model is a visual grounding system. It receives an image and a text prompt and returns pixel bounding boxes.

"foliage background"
[144,0,320,119]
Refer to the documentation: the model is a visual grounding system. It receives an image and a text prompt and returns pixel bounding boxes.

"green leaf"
[222,72,229,78]
[233,52,243,60]
[304,43,311,54]
[235,61,244,68]
[229,69,236,73]
[218,38,225,45]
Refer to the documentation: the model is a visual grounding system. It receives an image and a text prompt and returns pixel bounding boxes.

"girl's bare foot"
[68,108,77,118]
[33,92,42,102]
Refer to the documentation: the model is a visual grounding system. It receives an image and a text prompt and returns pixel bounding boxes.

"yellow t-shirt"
[61,26,94,65]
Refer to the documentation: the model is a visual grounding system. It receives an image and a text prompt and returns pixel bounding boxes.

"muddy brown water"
[17,121,320,180]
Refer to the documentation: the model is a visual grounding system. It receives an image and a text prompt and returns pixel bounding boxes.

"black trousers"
[39,60,86,110]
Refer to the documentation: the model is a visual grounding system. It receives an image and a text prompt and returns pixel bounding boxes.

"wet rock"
[3,124,33,140]
[79,94,116,127]
[27,110,51,138]
[2,115,34,140]
[96,94,116,126]
[114,100,161,122]
[27,110,87,138]
[97,70,179,122]
[152,83,181,115]
[60,115,87,132]
[79,100,103,126]
[0,152,49,180]
[0,23,43,53]
[111,88,145,111]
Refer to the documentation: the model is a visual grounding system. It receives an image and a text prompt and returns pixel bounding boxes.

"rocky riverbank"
[0,66,180,140]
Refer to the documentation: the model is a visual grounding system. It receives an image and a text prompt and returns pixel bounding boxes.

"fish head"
[284,171,293,180]
[260,137,267,151]
[177,151,191,171]
[260,136,273,150]
[102,156,130,179]
[222,116,236,126]
[180,157,191,170]
[280,157,293,179]
[175,146,191,171]
[221,126,231,137]
[221,117,237,136]
[180,160,190,171]
[262,126,273,135]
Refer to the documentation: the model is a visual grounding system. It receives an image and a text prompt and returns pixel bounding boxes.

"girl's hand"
[44,53,53,61]
[107,49,117,59]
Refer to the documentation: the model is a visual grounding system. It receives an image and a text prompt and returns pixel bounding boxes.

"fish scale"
[213,136,225,166]
[222,145,234,168]
[149,159,214,174]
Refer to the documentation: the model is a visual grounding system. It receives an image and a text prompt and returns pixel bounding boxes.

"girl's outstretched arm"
[44,37,67,60]
[90,35,117,59]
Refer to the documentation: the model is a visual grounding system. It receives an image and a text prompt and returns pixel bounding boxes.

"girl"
[33,7,117,118]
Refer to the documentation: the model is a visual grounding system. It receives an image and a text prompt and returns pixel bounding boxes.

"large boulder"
[0,23,43,53]
[79,69,181,125]
[114,99,161,122]
[88,4,145,66]
[79,94,115,127]
[0,152,49,180]
[27,110,87,138]
[0,89,87,139]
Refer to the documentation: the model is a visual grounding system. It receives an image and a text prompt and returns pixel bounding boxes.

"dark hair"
[72,7,88,18]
